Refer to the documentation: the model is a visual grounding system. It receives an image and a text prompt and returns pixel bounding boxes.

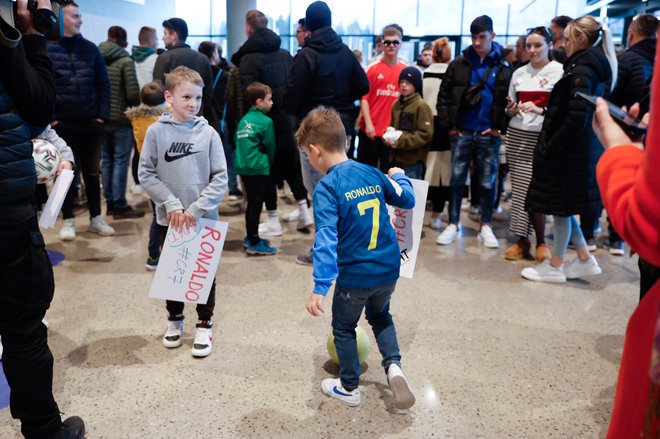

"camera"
[0,0,62,47]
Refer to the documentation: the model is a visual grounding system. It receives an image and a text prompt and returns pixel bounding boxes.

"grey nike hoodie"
[139,113,227,226]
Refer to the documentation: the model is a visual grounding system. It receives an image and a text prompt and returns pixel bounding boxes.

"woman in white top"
[503,27,564,261]
[422,37,452,230]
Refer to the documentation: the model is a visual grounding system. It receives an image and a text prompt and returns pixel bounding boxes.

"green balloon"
[327,326,372,365]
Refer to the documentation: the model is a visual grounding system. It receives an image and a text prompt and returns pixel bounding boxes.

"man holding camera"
[0,1,85,437]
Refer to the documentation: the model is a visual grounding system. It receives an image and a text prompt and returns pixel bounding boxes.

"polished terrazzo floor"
[0,191,640,438]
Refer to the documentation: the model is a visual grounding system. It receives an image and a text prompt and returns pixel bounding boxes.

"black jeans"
[242,174,271,245]
[357,133,388,171]
[0,204,62,438]
[156,225,216,320]
[54,120,105,219]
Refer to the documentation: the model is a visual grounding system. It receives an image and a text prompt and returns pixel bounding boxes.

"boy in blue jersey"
[298,106,416,409]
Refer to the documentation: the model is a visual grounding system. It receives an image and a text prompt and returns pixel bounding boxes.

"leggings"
[552,215,587,259]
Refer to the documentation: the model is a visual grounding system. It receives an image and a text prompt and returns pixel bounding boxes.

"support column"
[227,0,256,63]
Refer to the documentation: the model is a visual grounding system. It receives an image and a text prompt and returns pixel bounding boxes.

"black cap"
[306,1,331,32]
[163,17,188,42]
[399,67,422,95]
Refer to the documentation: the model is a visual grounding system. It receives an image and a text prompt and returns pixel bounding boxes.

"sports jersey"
[312,160,415,295]
[360,60,407,138]
[507,60,563,132]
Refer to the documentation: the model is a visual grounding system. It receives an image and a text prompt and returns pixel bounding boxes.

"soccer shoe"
[564,256,602,280]
[436,224,458,245]
[387,364,416,410]
[191,321,213,357]
[321,378,361,406]
[88,215,115,236]
[521,260,566,283]
[162,317,184,348]
[59,218,76,241]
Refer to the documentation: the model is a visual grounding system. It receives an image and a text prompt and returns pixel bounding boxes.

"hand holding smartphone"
[576,92,647,137]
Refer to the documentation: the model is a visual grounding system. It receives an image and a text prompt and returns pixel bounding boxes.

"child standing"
[383,66,434,179]
[300,107,416,409]
[139,66,228,358]
[126,81,167,271]
[234,82,277,255]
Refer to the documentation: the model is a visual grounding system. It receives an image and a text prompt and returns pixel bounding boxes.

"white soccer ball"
[32,139,61,183]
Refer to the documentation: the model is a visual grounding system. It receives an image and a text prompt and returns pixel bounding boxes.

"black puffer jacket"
[436,43,512,133]
[526,47,612,216]
[47,34,110,122]
[284,26,369,134]
[609,38,655,114]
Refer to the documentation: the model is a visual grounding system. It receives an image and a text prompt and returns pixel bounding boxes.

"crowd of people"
[1,0,660,437]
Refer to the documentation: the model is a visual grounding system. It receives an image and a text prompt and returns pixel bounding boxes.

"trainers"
[131,184,143,195]
[521,260,566,283]
[242,236,270,248]
[321,378,361,406]
[162,316,184,348]
[505,240,531,261]
[88,215,115,236]
[535,244,551,263]
[429,217,442,230]
[283,208,300,222]
[246,239,277,256]
[55,416,85,439]
[297,209,314,231]
[258,220,283,237]
[478,224,499,248]
[296,251,313,266]
[59,218,76,241]
[436,224,458,245]
[564,255,602,279]
[608,240,625,256]
[586,239,598,252]
[191,321,213,357]
[387,364,416,410]
[145,256,159,271]
[113,205,145,219]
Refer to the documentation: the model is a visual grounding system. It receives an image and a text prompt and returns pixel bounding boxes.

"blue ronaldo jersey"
[312,160,415,295]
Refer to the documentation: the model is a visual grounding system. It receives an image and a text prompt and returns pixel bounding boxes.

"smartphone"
[575,91,648,136]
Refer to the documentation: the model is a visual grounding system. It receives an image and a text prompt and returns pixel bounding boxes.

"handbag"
[461,63,495,109]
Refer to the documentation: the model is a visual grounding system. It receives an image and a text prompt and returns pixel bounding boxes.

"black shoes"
[55,416,85,439]
[113,205,145,219]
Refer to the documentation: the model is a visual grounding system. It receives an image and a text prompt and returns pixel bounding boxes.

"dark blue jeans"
[221,130,238,193]
[102,124,135,209]
[390,161,424,180]
[449,131,500,225]
[331,282,401,390]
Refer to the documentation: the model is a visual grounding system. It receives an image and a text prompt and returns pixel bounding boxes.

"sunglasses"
[526,26,552,37]
[383,40,400,47]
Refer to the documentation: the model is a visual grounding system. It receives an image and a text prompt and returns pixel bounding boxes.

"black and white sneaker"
[162,316,184,348]
[191,321,213,357]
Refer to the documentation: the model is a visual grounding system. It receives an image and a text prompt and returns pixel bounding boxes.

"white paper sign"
[387,178,429,278]
[38,169,74,229]
[149,218,228,304]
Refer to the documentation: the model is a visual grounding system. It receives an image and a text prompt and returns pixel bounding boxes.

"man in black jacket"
[283,0,369,265]
[230,9,311,235]
[436,15,512,249]
[0,2,85,437]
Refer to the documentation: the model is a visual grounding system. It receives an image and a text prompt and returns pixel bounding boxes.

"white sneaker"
[429,217,442,230]
[521,260,566,283]
[564,256,602,279]
[436,224,458,245]
[321,378,361,406]
[478,224,499,248]
[387,364,416,410]
[191,322,213,357]
[131,184,143,195]
[88,215,115,236]
[59,218,76,241]
[162,318,184,348]
[283,208,300,222]
[258,219,283,237]
[297,207,314,231]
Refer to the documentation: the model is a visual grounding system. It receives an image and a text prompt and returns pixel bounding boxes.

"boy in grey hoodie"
[139,66,228,358]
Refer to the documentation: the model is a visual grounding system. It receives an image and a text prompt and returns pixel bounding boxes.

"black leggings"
[242,174,272,244]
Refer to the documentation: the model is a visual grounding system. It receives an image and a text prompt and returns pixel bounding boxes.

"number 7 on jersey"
[357,198,380,250]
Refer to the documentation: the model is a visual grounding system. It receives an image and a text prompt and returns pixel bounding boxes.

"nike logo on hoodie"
[164,142,200,162]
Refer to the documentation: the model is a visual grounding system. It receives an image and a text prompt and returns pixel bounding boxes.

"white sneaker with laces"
[258,218,283,237]
[88,215,115,236]
[478,224,499,248]
[564,255,602,279]
[436,224,458,245]
[59,218,76,241]
[297,204,314,230]
[321,378,361,406]
[162,318,184,348]
[191,322,213,357]
[387,364,416,410]
[521,260,566,283]
[283,208,300,222]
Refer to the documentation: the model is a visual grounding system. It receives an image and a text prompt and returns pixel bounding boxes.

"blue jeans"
[391,161,424,180]
[331,282,401,390]
[221,130,238,193]
[102,124,135,209]
[449,131,500,225]
[553,215,587,259]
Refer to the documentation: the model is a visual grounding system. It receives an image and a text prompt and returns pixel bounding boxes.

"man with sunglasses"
[358,25,408,170]
[436,15,512,249]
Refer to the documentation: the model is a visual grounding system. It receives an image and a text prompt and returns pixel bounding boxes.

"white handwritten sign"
[388,178,428,278]
[149,219,228,304]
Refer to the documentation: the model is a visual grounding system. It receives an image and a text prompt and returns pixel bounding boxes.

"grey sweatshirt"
[139,114,227,226]
[36,124,75,164]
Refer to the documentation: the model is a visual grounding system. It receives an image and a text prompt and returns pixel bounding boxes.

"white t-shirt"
[507,60,564,133]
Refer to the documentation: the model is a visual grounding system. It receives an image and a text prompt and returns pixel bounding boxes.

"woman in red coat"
[593,41,660,439]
